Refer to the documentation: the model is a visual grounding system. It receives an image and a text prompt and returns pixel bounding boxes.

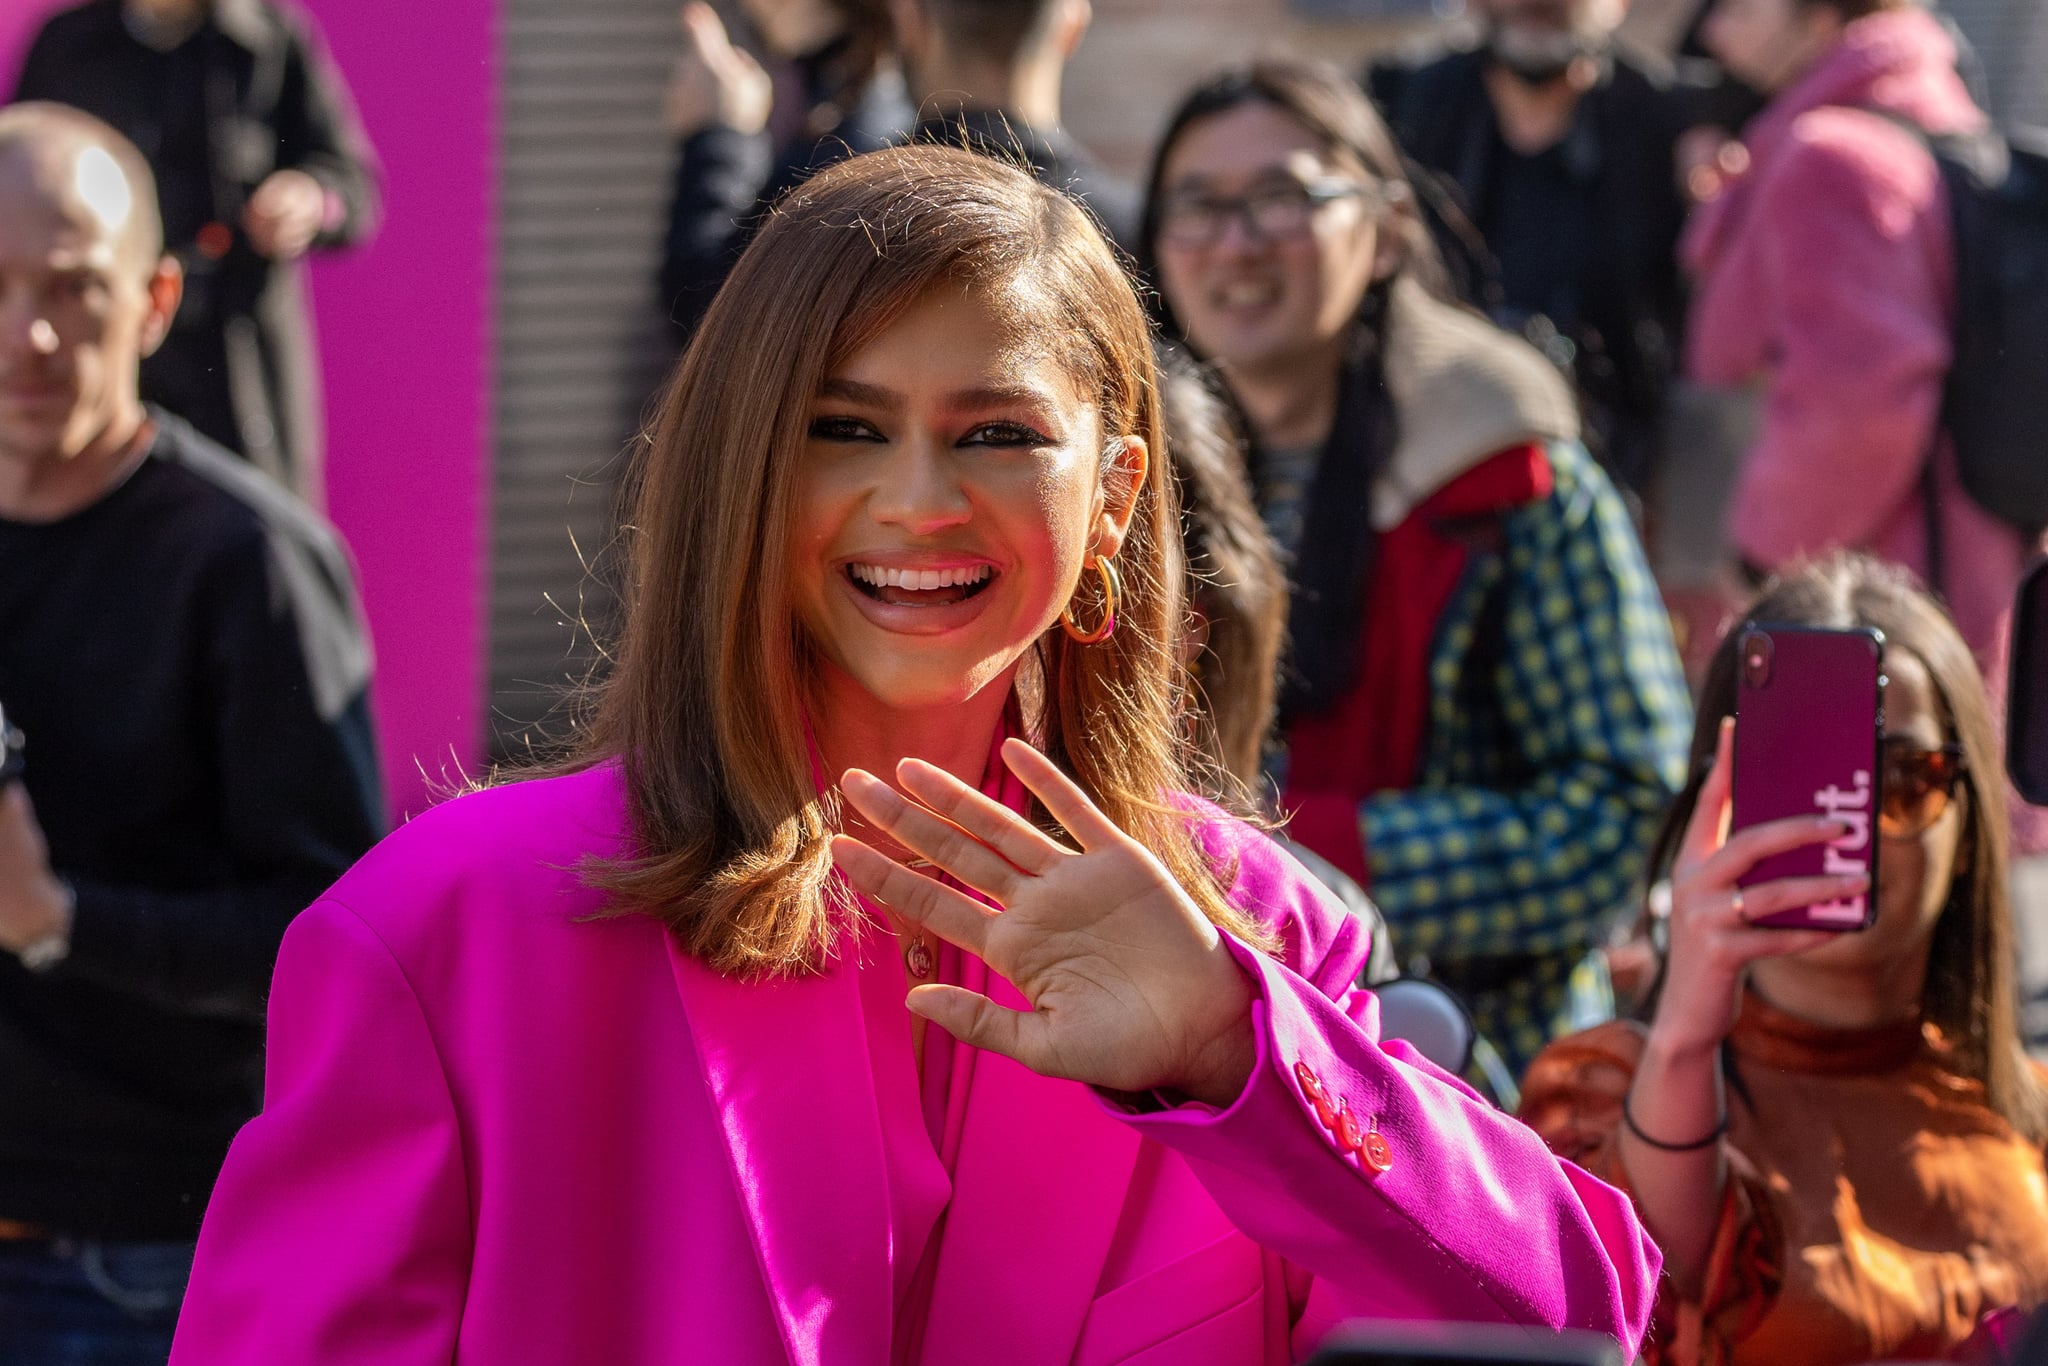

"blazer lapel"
[916,968,1144,1366]
[668,937,893,1366]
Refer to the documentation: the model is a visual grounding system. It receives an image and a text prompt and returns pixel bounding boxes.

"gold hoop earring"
[1059,556,1122,645]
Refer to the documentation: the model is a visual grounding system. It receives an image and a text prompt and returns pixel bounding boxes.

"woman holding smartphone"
[1520,554,2048,1365]
[169,146,1654,1364]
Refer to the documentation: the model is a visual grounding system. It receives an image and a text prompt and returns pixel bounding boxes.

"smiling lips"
[847,561,995,608]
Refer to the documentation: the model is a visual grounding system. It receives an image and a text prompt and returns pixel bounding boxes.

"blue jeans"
[0,1237,192,1365]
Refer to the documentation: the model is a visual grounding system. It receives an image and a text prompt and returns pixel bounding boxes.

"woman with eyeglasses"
[1141,59,1691,1081]
[1519,552,2048,1365]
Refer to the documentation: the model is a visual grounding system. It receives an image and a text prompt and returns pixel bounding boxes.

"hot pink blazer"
[170,765,1656,1364]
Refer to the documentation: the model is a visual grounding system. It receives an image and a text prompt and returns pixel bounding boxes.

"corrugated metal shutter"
[1945,0,2048,129]
[491,0,679,755]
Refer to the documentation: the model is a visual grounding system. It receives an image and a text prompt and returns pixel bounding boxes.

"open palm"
[832,738,1256,1107]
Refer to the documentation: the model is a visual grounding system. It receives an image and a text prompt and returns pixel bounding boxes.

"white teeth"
[849,563,992,590]
[1216,281,1278,308]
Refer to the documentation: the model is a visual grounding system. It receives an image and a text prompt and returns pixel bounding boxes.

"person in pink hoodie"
[166,145,1658,1364]
[1680,0,2032,670]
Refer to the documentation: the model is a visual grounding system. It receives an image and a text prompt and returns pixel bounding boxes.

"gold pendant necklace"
[900,857,937,980]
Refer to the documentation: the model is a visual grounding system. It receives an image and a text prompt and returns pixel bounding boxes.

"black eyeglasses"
[1157,178,1381,249]
[1879,738,1967,840]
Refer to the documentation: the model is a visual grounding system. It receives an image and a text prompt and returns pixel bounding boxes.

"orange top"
[1520,994,2048,1365]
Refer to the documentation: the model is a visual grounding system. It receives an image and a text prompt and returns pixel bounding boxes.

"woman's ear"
[1093,435,1148,558]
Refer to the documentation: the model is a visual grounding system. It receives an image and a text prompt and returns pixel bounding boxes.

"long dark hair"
[1156,346,1286,791]
[1137,57,1452,338]
[569,145,1271,976]
[1645,553,2047,1141]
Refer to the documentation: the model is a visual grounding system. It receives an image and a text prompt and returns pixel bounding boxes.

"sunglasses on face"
[1157,177,1379,250]
[1879,738,1967,840]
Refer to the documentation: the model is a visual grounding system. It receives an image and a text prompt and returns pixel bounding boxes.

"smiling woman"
[169,145,1659,1365]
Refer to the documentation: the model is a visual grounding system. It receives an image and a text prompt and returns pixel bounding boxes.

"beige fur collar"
[1371,276,1581,531]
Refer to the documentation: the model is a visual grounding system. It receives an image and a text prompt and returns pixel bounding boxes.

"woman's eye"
[962,422,1052,448]
[808,416,883,442]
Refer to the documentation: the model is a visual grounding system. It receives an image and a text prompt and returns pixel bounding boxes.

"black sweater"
[0,413,381,1239]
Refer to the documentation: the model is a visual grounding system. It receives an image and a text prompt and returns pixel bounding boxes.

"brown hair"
[1156,345,1285,792]
[1137,57,1451,324]
[1645,553,2047,1142]
[574,144,1270,976]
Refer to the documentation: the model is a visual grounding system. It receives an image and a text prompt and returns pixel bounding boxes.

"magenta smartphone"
[1730,623,1884,931]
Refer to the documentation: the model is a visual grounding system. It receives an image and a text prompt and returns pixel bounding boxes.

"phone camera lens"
[1739,630,1774,688]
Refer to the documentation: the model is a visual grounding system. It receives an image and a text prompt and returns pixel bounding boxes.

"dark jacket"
[910,106,1141,255]
[0,411,382,1238]
[659,46,911,339]
[15,0,381,501]
[1370,44,1691,494]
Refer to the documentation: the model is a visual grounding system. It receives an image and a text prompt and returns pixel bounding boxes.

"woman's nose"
[1211,203,1281,258]
[868,435,971,534]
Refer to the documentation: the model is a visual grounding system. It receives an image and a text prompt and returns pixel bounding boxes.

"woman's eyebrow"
[1167,167,1298,195]
[943,384,1057,412]
[816,378,1059,414]
[816,376,899,408]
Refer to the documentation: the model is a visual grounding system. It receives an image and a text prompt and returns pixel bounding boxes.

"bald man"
[0,104,381,1358]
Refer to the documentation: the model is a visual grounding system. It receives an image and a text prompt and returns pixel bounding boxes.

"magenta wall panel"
[3,0,495,820]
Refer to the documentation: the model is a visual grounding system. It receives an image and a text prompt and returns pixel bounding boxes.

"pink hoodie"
[1682,8,2032,666]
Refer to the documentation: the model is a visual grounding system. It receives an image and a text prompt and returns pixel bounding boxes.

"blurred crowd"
[3,0,2047,1361]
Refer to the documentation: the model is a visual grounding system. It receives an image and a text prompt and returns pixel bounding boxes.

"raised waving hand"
[831,737,1257,1108]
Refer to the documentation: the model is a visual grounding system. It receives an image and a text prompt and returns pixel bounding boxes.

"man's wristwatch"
[16,881,74,974]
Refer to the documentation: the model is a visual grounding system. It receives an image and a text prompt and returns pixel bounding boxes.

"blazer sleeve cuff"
[1100,934,1659,1341]
[1102,934,1406,1182]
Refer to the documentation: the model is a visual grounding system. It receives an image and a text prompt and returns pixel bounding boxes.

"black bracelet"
[1621,1092,1727,1152]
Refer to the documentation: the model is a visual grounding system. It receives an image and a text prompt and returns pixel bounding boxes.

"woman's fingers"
[1702,813,1847,886]
[829,836,997,956]
[894,758,1068,877]
[839,769,1027,903]
[905,983,1048,1067]
[1722,926,1847,962]
[1727,873,1868,925]
[1000,739,1123,851]
[1677,718,1736,870]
